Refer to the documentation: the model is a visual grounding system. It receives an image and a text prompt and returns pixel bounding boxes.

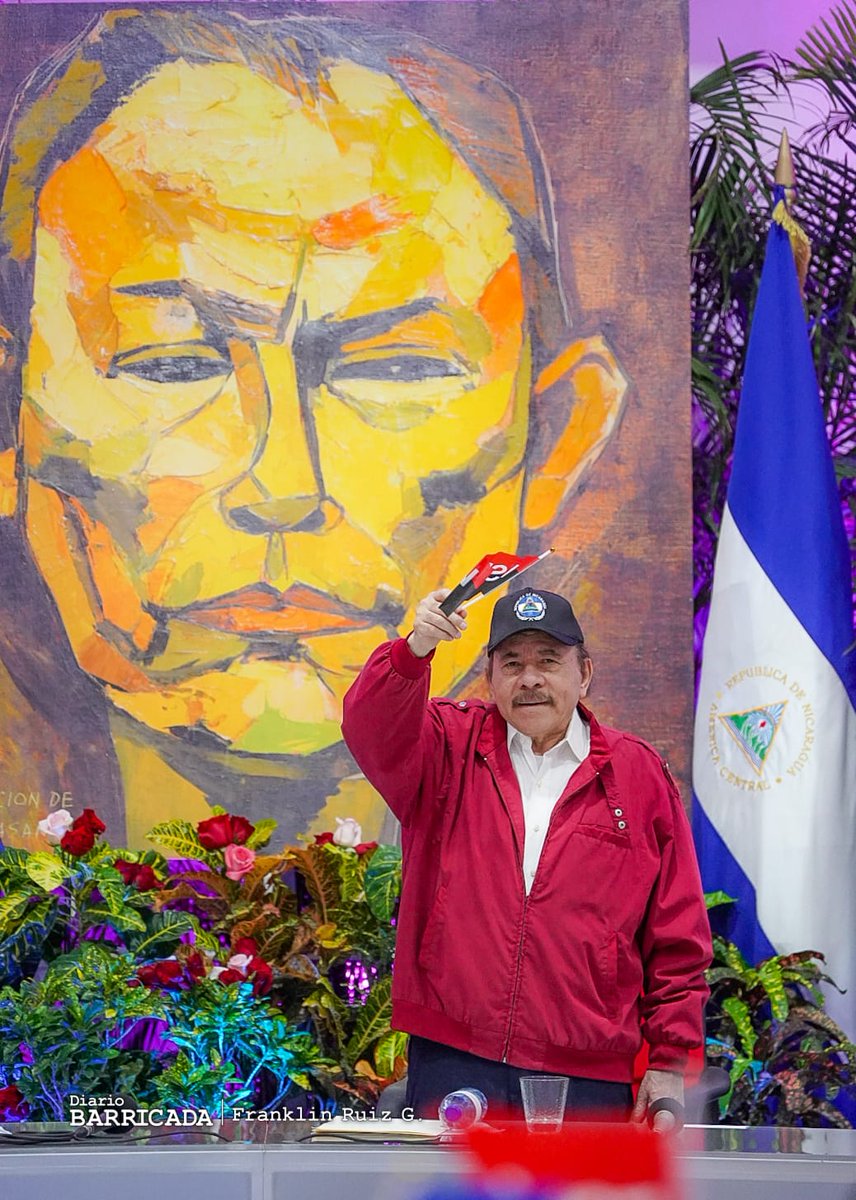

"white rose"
[332,817,362,848]
[37,809,74,845]
[227,954,252,972]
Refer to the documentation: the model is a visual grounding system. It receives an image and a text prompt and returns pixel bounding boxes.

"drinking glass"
[519,1074,569,1132]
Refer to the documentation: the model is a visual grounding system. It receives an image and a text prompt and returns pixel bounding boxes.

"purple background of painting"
[0,2,692,831]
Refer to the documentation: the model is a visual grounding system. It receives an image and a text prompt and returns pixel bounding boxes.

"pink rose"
[224,843,256,880]
[37,809,74,845]
[332,817,362,848]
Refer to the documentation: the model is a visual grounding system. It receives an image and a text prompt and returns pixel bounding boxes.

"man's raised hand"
[407,589,468,658]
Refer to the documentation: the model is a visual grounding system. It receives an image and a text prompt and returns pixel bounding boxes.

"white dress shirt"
[507,707,590,894]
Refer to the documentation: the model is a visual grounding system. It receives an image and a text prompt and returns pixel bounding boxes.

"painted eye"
[110,355,231,383]
[108,341,231,383]
[329,355,465,383]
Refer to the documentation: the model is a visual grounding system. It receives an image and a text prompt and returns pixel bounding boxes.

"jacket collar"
[477,703,618,863]
[477,701,612,768]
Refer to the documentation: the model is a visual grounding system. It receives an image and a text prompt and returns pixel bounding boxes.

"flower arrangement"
[0,809,402,1119]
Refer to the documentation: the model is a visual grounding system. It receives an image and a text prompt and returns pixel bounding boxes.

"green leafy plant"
[0,944,166,1119]
[151,978,334,1113]
[704,895,856,1125]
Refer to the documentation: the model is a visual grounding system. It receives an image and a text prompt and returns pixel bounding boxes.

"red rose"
[133,864,160,891]
[115,860,161,890]
[229,816,254,846]
[137,960,184,989]
[115,859,138,885]
[197,814,255,850]
[154,961,183,986]
[61,826,95,856]
[197,814,234,849]
[136,964,159,988]
[217,968,245,986]
[248,956,273,996]
[355,842,378,856]
[233,937,259,957]
[185,952,206,980]
[0,1084,28,1120]
[77,809,106,835]
[314,832,335,846]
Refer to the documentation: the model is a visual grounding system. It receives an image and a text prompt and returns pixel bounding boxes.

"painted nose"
[223,340,330,534]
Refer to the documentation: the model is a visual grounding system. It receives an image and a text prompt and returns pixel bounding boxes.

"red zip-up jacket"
[342,637,712,1082]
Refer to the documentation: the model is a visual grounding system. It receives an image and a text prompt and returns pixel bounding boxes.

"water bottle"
[438,1087,488,1130]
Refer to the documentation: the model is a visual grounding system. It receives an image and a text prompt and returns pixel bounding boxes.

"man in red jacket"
[342,587,712,1128]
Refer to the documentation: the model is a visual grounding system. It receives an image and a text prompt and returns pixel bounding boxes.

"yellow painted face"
[22,59,531,754]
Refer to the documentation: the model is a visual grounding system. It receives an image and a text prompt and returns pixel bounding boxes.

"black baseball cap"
[487,588,584,654]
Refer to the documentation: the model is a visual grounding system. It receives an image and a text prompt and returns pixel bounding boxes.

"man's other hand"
[407,590,468,658]
[630,1068,684,1132]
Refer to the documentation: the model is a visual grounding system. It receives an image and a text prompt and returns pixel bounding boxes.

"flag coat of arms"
[692,191,856,1035]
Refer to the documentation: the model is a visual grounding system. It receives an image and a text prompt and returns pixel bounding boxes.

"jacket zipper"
[501,894,529,1062]
[499,767,603,1062]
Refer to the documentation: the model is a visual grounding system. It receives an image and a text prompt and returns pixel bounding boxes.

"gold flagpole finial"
[771,129,809,292]
[774,129,796,199]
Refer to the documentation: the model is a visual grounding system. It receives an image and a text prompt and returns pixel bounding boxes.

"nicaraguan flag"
[693,190,856,1035]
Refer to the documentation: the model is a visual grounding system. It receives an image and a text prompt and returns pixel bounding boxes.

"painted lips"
[179,583,377,636]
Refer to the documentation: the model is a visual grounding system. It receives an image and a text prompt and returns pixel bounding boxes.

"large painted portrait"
[0,1,690,848]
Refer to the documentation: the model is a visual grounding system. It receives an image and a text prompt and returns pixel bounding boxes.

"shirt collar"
[506,705,589,761]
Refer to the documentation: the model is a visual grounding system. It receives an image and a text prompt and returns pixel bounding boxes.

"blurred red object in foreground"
[465,1123,680,1200]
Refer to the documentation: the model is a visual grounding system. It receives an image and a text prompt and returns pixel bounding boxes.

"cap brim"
[487,627,582,654]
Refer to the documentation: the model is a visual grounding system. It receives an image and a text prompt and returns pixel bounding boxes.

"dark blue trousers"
[405,1035,633,1121]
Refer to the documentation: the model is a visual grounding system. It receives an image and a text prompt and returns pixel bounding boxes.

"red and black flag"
[439,549,554,616]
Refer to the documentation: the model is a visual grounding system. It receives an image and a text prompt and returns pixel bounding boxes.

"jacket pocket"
[417,884,448,970]
[598,931,620,1020]
[574,823,632,850]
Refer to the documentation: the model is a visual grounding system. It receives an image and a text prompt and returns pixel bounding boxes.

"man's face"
[21,58,531,754]
[488,632,593,744]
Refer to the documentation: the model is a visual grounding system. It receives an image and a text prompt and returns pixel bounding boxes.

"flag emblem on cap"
[513,591,546,621]
[719,702,787,775]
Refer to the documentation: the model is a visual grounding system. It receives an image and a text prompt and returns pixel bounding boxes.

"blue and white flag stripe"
[693,205,856,1036]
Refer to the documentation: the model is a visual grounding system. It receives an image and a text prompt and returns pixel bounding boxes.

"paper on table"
[310,1117,445,1141]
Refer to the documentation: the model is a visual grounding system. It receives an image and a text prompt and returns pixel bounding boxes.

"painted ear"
[522,333,629,533]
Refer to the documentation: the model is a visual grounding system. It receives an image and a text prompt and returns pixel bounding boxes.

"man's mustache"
[513,691,553,706]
